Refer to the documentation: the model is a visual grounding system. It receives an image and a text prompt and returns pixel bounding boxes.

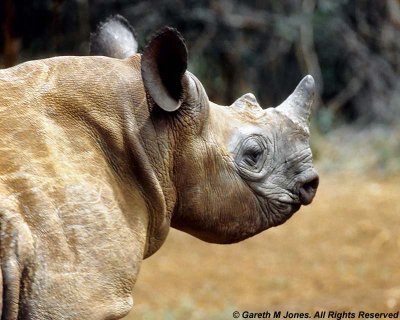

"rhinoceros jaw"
[259,197,301,227]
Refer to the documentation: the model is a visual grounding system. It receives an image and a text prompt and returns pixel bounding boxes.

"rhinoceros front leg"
[1,209,35,320]
[1,251,21,319]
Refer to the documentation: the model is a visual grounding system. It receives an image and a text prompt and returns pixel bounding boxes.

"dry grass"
[124,174,400,319]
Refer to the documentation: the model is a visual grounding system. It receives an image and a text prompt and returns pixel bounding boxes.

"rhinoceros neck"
[65,55,175,258]
[0,55,173,258]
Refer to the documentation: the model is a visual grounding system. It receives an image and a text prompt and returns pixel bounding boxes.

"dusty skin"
[0,19,318,319]
[126,175,400,319]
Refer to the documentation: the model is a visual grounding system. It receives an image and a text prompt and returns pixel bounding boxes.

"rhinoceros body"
[0,18,318,320]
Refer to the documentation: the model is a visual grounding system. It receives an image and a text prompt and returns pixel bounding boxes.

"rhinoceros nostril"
[299,174,319,205]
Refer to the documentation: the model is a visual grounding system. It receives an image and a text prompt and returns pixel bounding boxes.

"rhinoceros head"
[141,28,319,244]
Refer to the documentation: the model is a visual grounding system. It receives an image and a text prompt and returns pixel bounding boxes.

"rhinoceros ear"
[141,27,188,112]
[90,15,138,58]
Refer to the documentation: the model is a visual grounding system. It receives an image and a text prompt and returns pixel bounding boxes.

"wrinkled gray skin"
[0,16,318,320]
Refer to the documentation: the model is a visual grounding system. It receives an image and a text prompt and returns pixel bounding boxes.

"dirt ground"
[124,174,400,319]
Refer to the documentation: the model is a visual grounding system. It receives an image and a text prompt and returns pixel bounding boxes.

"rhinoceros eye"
[243,145,263,167]
[237,136,266,170]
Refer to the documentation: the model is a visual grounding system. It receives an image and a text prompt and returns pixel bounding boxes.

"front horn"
[276,75,315,128]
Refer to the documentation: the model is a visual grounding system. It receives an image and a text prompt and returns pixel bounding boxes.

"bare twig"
[3,0,20,67]
[295,0,323,110]
[387,0,400,28]
[326,77,364,114]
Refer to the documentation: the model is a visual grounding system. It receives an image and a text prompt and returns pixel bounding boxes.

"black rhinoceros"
[0,16,318,320]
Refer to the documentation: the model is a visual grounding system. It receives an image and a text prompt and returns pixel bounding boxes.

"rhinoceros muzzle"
[298,169,319,205]
[257,167,319,226]
[297,170,319,205]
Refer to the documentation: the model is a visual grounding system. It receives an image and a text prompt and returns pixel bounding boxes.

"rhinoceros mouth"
[260,198,301,227]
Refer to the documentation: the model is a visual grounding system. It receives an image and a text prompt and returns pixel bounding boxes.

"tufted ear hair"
[90,15,138,59]
[141,27,188,112]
